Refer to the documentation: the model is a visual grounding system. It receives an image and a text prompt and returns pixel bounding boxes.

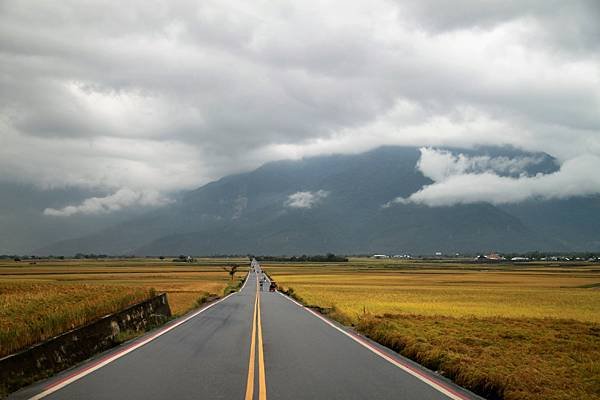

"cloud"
[416,147,547,181]
[0,0,599,215]
[43,188,171,217]
[286,190,329,209]
[397,0,600,53]
[393,148,600,206]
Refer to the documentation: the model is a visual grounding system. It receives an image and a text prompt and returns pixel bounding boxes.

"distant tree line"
[172,255,195,263]
[1,254,66,262]
[0,254,136,261]
[74,253,109,259]
[3,251,599,263]
[254,253,348,262]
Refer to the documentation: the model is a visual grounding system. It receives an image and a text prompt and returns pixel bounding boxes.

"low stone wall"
[0,293,172,396]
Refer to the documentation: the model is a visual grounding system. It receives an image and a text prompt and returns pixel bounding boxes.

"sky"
[1,0,599,214]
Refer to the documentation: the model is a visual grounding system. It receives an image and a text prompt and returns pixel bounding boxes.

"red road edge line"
[277,292,473,400]
[27,291,237,400]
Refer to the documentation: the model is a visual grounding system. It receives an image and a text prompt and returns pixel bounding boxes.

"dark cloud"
[0,0,599,213]
[396,0,600,53]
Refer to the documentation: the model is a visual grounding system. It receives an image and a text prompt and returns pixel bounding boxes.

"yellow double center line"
[245,275,267,400]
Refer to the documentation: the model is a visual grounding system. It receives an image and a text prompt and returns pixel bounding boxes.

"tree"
[222,264,238,280]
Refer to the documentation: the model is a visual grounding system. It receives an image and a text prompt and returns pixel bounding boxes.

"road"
[11,260,481,400]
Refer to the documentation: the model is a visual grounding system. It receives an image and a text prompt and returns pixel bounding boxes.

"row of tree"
[254,253,348,262]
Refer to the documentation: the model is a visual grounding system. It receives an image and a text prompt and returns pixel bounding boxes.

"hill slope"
[38,146,596,255]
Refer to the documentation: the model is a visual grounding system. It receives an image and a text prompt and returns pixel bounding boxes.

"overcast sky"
[1,0,599,214]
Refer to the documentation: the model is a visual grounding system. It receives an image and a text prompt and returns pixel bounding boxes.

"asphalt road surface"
[12,260,481,400]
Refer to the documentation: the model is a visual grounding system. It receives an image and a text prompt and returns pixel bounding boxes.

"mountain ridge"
[35,145,599,256]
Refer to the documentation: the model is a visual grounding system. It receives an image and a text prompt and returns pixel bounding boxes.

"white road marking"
[239,271,251,292]
[28,292,237,400]
[277,291,472,400]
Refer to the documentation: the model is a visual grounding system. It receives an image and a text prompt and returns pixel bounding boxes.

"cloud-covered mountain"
[2,1,600,214]
[0,183,163,254]
[33,146,600,256]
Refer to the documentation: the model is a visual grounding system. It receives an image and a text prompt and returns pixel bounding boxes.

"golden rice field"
[272,268,600,322]
[0,258,244,358]
[0,282,152,358]
[266,259,600,400]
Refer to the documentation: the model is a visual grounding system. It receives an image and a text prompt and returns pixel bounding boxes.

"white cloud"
[416,147,546,181]
[43,188,172,217]
[0,0,599,215]
[286,190,329,209]
[394,148,600,206]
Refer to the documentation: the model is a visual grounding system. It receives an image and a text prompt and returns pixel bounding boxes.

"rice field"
[266,259,600,400]
[272,268,600,322]
[0,282,152,358]
[0,258,243,358]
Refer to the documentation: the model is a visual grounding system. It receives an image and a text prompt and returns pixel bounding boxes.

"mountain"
[33,146,599,255]
[0,183,158,254]
[501,197,600,251]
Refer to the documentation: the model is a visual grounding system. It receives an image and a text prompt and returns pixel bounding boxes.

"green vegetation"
[255,253,348,262]
[267,259,600,400]
[194,292,217,308]
[223,275,246,296]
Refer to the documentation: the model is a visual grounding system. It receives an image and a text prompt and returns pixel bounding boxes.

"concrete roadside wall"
[0,293,172,396]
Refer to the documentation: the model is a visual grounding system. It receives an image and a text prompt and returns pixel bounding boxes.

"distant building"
[393,254,412,259]
[372,254,389,259]
[485,252,504,261]
[474,253,505,262]
[511,257,529,261]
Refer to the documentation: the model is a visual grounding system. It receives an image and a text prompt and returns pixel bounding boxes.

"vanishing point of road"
[12,261,481,400]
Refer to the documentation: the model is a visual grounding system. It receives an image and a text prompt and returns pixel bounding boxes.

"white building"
[372,254,389,259]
